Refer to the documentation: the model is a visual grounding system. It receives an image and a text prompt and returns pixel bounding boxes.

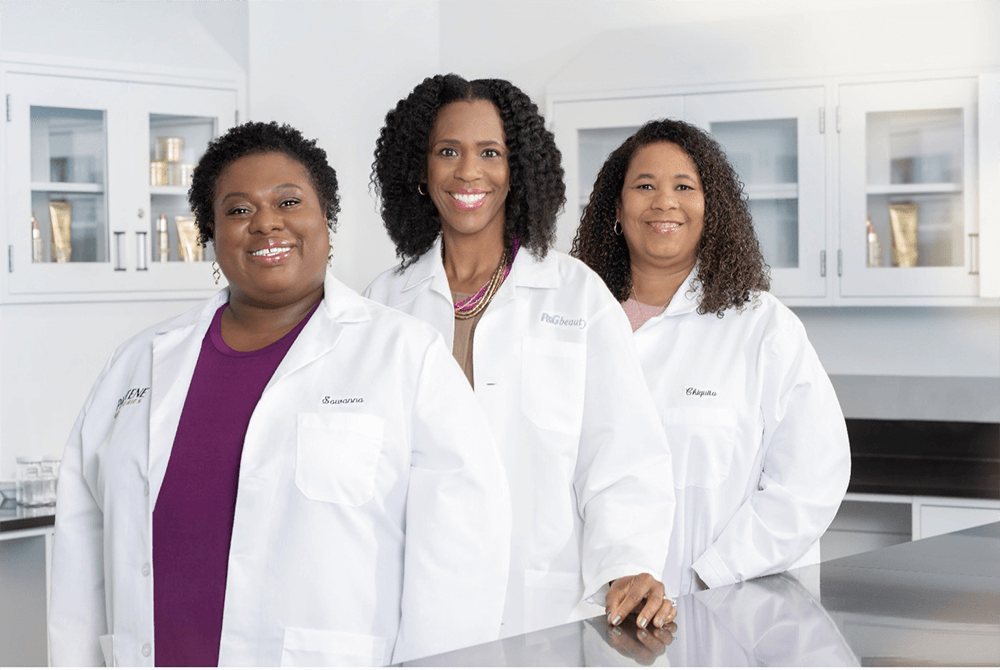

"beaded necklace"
[448,235,520,320]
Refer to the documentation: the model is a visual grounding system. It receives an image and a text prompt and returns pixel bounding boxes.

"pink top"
[622,297,667,332]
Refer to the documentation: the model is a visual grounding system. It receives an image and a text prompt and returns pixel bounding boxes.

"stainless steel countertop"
[406,522,1000,666]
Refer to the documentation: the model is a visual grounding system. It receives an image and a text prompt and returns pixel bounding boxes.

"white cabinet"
[547,72,999,306]
[838,78,980,300]
[912,496,1000,540]
[684,87,827,299]
[2,62,241,302]
[823,493,1000,560]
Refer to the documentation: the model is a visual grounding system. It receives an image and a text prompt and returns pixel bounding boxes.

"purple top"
[152,301,319,667]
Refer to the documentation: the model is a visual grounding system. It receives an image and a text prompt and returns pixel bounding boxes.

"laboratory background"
[0,0,998,666]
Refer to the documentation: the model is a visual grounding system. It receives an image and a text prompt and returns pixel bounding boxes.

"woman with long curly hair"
[366,74,678,641]
[572,118,850,597]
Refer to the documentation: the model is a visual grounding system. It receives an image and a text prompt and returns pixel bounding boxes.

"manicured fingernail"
[654,617,664,628]
[612,626,622,636]
[637,617,647,628]
[612,615,622,626]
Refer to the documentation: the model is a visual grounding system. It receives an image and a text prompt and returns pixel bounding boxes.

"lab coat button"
[141,563,150,576]
[141,643,151,657]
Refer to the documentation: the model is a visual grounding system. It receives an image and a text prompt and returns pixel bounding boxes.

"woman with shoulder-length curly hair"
[366,74,679,641]
[572,118,850,598]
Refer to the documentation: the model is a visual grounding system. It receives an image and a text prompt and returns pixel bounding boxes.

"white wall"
[247,0,440,292]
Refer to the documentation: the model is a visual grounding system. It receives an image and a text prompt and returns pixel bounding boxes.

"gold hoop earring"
[613,220,623,236]
[212,260,221,285]
[417,183,427,196]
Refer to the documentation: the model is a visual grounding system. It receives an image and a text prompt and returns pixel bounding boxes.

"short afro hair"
[571,118,769,317]
[189,121,340,246]
[371,74,565,266]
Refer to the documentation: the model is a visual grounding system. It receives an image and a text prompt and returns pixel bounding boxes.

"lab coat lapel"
[147,290,229,504]
[263,272,370,392]
[404,237,456,350]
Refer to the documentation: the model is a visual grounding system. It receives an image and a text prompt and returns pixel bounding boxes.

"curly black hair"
[570,118,769,317]
[188,121,341,246]
[371,74,565,266]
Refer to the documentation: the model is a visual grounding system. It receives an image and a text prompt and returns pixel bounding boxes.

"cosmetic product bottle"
[48,201,72,263]
[175,215,203,262]
[866,216,883,268]
[157,214,170,262]
[889,203,919,267]
[31,212,44,263]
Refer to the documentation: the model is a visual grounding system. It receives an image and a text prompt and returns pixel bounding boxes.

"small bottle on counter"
[157,214,170,262]
[31,212,44,263]
[866,216,883,268]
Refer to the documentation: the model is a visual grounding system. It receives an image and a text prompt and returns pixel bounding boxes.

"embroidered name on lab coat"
[686,387,717,398]
[115,387,150,417]
[539,312,587,329]
[321,396,365,405]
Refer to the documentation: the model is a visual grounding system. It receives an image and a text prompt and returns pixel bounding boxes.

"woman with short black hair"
[49,121,510,666]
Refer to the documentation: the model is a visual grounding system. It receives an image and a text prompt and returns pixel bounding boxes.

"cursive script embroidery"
[685,387,717,398]
[322,396,364,405]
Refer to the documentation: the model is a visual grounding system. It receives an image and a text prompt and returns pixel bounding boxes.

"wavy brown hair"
[371,74,565,267]
[570,118,769,317]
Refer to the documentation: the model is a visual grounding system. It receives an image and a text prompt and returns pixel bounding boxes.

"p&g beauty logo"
[540,312,587,329]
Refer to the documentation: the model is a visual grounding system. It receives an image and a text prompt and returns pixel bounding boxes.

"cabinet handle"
[136,231,148,272]
[969,233,979,275]
[114,231,127,272]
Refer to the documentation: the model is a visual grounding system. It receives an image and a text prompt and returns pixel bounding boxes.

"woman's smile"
[248,241,295,263]
[450,189,489,211]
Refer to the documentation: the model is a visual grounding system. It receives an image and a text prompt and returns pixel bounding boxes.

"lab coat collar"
[153,271,371,336]
[660,265,703,318]
[402,236,451,297]
[401,235,559,300]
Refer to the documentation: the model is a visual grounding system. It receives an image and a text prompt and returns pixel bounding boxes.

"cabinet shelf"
[30,181,103,194]
[150,186,190,196]
[867,183,962,196]
[744,183,798,200]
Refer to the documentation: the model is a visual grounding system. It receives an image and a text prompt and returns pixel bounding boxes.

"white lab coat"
[632,269,850,596]
[366,238,675,638]
[48,272,511,667]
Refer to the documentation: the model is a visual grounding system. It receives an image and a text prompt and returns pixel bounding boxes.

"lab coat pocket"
[521,338,586,435]
[295,412,384,506]
[280,627,389,666]
[662,407,737,489]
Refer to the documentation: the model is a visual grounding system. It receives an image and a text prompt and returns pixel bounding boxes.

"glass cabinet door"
[838,78,978,298]
[121,82,236,293]
[550,95,685,253]
[5,74,128,295]
[685,87,827,299]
